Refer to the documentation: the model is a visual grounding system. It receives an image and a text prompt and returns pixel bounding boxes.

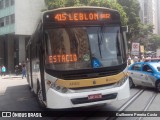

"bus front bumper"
[46,79,130,109]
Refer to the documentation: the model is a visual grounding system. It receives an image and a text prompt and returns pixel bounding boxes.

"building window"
[11,0,14,5]
[0,17,4,27]
[10,14,15,24]
[5,16,9,25]
[5,0,9,7]
[0,0,4,9]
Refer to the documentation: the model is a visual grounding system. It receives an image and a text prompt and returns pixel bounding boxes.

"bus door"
[27,44,33,88]
[39,30,46,101]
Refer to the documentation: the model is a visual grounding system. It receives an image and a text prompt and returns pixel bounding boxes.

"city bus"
[26,6,130,109]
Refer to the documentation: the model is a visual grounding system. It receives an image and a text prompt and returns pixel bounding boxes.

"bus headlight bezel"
[116,76,128,87]
[50,83,68,93]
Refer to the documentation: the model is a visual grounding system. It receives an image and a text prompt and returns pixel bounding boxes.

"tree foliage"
[117,0,160,52]
[149,35,160,51]
[44,0,128,25]
[117,0,141,40]
[117,0,140,25]
[127,23,154,50]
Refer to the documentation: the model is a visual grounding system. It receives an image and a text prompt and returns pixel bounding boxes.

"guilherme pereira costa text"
[116,112,158,117]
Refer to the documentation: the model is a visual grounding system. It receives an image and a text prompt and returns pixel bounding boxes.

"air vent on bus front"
[61,69,121,80]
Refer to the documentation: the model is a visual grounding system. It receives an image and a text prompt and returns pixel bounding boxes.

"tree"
[44,0,128,25]
[117,0,140,25]
[117,0,160,53]
[149,35,160,51]
[117,0,141,41]
[127,23,154,51]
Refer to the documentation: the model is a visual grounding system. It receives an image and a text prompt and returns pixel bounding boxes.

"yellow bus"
[26,6,130,109]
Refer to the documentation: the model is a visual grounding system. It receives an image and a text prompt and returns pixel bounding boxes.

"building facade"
[158,0,160,35]
[0,0,46,73]
[138,0,159,34]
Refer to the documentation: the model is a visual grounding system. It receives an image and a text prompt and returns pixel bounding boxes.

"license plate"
[88,94,102,100]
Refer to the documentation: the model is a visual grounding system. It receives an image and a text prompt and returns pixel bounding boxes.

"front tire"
[37,82,46,109]
[156,81,160,92]
[129,77,135,88]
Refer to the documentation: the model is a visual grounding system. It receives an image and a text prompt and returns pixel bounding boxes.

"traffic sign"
[131,42,140,55]
[132,43,139,52]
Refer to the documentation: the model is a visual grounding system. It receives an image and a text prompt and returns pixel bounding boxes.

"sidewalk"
[0,75,44,113]
[0,74,22,79]
[0,74,26,97]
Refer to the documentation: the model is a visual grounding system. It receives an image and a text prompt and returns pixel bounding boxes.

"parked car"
[127,62,160,92]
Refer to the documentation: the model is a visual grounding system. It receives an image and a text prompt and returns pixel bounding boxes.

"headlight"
[50,82,68,93]
[116,76,128,87]
[61,87,68,93]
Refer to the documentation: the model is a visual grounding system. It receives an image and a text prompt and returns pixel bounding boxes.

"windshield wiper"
[97,28,103,58]
[116,30,121,56]
[97,26,105,58]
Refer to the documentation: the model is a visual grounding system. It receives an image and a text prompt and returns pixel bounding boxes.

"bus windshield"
[45,26,124,70]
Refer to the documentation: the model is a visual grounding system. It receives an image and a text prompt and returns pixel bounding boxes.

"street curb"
[1,76,22,79]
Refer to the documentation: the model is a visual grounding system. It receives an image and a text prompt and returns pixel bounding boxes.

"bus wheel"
[156,81,160,92]
[37,83,46,108]
[129,77,135,88]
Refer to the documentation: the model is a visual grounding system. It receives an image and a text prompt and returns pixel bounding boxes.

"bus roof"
[42,6,120,24]
[42,6,119,15]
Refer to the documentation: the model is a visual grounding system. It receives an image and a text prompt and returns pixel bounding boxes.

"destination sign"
[53,12,111,22]
[43,8,120,26]
[48,54,78,63]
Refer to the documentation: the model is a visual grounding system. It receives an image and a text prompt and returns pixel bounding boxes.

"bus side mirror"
[122,26,128,60]
[122,26,128,33]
